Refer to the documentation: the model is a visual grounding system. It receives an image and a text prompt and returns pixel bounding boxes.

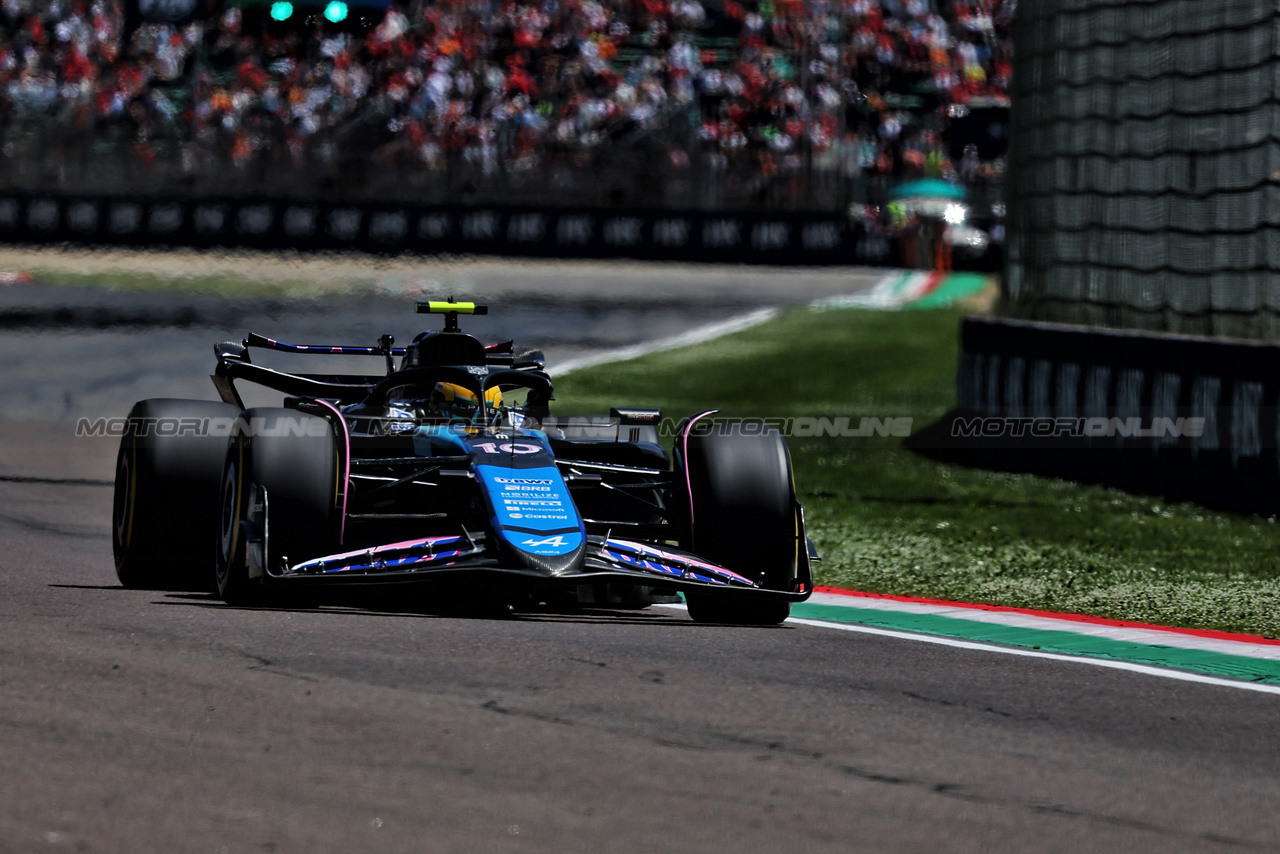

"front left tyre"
[679,421,800,626]
[112,399,241,590]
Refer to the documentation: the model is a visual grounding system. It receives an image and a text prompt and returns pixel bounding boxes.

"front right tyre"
[215,408,339,606]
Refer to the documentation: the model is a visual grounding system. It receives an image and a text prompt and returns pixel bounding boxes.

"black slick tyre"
[681,422,798,626]
[112,398,241,590]
[215,408,339,606]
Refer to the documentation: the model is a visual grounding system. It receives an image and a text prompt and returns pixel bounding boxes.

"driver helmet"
[430,381,502,422]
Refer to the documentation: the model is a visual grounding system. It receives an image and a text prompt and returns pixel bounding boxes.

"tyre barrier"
[910,315,1280,515]
[0,191,900,267]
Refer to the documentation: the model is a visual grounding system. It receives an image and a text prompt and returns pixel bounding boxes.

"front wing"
[269,530,812,601]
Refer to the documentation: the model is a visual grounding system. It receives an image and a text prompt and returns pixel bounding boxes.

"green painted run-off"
[791,602,1280,685]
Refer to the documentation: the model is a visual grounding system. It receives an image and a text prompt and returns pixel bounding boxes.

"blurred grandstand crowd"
[0,0,1012,209]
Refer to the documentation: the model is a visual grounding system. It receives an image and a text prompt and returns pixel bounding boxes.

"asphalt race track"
[2,258,1278,853]
[0,254,878,420]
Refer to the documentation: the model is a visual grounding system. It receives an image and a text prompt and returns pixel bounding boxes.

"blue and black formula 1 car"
[112,300,815,624]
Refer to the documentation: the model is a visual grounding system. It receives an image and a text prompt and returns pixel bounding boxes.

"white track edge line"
[809,270,913,309]
[655,605,1280,695]
[784,617,1280,696]
[804,594,1280,660]
[553,307,781,376]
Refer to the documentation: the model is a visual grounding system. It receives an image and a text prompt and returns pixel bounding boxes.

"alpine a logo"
[522,535,570,548]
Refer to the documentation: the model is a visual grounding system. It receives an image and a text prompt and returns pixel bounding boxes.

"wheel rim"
[217,461,239,584]
[113,449,132,548]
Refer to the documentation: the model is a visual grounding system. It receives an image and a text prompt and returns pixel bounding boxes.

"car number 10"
[473,442,541,455]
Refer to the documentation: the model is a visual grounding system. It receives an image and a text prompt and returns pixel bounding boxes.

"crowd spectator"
[0,0,1014,206]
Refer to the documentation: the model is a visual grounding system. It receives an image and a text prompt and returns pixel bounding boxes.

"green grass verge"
[553,306,1280,638]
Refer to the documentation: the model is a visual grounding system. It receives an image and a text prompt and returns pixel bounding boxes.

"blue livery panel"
[475,464,584,557]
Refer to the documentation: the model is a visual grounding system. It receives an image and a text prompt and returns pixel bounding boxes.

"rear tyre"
[215,408,339,606]
[681,422,797,626]
[112,398,240,591]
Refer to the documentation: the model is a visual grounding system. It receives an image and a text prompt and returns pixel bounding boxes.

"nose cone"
[499,529,587,576]
[470,437,587,575]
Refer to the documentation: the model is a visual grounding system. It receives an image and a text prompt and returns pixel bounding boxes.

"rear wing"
[245,333,406,358]
[242,333,516,365]
[212,334,533,409]
[210,298,526,408]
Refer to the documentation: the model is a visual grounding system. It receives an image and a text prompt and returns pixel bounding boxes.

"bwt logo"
[77,416,330,439]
